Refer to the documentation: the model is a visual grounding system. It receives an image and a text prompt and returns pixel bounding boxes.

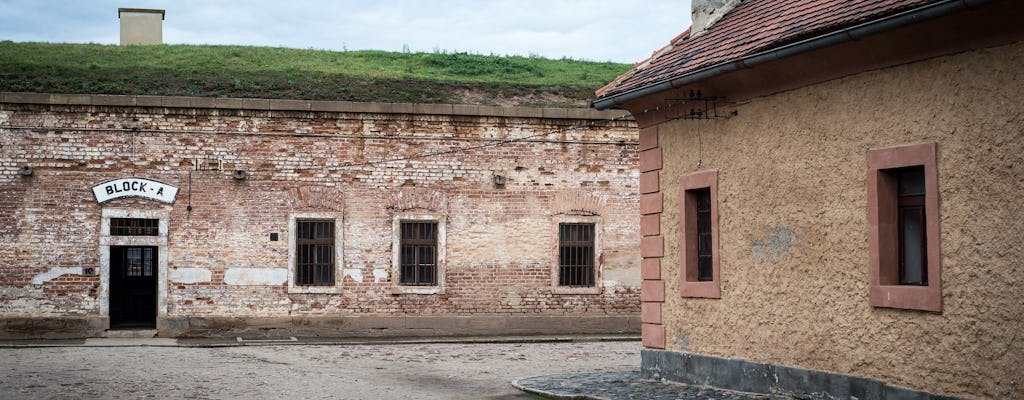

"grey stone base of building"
[1,314,639,339]
[0,315,108,339]
[641,349,961,400]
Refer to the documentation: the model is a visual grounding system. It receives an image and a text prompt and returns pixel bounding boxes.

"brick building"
[0,93,641,338]
[594,0,1024,398]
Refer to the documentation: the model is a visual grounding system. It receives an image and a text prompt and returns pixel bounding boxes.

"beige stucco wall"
[119,10,163,45]
[657,40,1024,398]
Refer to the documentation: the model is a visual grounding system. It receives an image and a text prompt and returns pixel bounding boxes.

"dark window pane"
[126,247,142,277]
[894,166,927,286]
[897,167,926,196]
[296,220,334,286]
[400,221,438,286]
[692,188,713,282]
[558,223,595,287]
[898,205,927,285]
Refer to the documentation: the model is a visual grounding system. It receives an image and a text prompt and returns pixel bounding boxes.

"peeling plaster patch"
[169,268,212,284]
[31,267,81,285]
[224,268,288,286]
[343,268,364,283]
[676,335,689,351]
[751,224,797,263]
[372,268,388,283]
[604,267,641,287]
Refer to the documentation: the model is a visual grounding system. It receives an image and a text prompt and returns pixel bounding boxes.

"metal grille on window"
[896,167,927,285]
[558,223,595,287]
[693,188,713,281]
[110,218,159,236]
[400,221,438,286]
[125,247,155,277]
[296,220,335,286]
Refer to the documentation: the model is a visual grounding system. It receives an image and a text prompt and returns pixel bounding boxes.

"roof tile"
[597,0,937,99]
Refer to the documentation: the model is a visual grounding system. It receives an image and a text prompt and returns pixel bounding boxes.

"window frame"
[557,222,597,288]
[398,220,439,286]
[867,142,942,312]
[287,212,344,294]
[551,215,603,295]
[678,169,721,299]
[294,219,336,287]
[391,213,446,295]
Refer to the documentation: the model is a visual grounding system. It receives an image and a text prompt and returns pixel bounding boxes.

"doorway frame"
[99,208,169,331]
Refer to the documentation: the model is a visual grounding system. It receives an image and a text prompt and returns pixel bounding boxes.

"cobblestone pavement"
[514,371,778,400]
[0,339,641,399]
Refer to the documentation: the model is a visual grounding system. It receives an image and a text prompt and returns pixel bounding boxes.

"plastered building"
[0,94,641,338]
[594,0,1023,398]
[118,8,164,46]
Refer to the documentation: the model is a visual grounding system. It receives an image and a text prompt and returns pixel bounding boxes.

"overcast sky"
[0,0,691,63]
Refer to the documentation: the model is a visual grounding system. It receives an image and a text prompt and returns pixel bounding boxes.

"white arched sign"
[92,177,179,204]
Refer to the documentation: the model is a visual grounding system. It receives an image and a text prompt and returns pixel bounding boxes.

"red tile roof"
[596,0,938,99]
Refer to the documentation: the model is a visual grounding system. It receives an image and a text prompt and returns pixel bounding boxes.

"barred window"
[693,188,713,282]
[110,218,159,236]
[558,223,595,287]
[400,221,438,286]
[295,220,335,286]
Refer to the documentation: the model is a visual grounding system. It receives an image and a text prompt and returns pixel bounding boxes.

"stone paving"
[514,371,779,400]
[0,337,791,399]
[0,338,640,399]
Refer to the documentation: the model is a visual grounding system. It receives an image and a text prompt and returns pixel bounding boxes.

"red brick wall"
[0,98,640,325]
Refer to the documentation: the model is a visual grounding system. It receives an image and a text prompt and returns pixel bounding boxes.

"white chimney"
[118,8,165,45]
[690,0,740,38]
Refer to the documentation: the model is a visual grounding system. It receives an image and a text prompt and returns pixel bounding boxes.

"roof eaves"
[592,0,980,110]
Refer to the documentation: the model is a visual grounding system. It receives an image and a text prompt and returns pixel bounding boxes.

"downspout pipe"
[592,0,999,110]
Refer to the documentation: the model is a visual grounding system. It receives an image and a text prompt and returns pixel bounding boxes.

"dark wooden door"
[110,246,157,328]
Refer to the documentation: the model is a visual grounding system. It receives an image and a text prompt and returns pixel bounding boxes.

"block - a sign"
[92,177,179,204]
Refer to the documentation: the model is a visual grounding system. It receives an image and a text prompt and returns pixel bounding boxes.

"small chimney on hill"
[118,8,165,45]
[690,0,739,37]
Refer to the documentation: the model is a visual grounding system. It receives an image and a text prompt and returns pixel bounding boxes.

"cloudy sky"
[0,0,691,63]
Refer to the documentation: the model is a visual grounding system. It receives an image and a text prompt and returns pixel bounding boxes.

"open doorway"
[109,246,158,329]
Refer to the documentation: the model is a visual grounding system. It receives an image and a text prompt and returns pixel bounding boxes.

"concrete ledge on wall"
[0,315,108,339]
[158,315,641,339]
[0,92,633,121]
[641,349,963,400]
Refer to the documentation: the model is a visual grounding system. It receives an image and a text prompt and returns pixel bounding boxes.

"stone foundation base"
[160,315,640,338]
[0,315,108,339]
[641,349,960,400]
[1,314,639,339]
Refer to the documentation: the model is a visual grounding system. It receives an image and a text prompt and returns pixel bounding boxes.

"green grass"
[0,42,631,107]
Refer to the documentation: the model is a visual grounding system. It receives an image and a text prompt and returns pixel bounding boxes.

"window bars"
[110,218,159,236]
[559,223,595,287]
[400,221,438,286]
[296,220,335,286]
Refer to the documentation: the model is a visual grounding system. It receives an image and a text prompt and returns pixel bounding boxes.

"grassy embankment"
[0,42,631,107]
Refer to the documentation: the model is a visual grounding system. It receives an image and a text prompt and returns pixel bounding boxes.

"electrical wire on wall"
[2,113,636,213]
[696,119,703,169]
[0,114,636,176]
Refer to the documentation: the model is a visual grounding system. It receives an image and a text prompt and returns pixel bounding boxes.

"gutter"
[592,0,999,110]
